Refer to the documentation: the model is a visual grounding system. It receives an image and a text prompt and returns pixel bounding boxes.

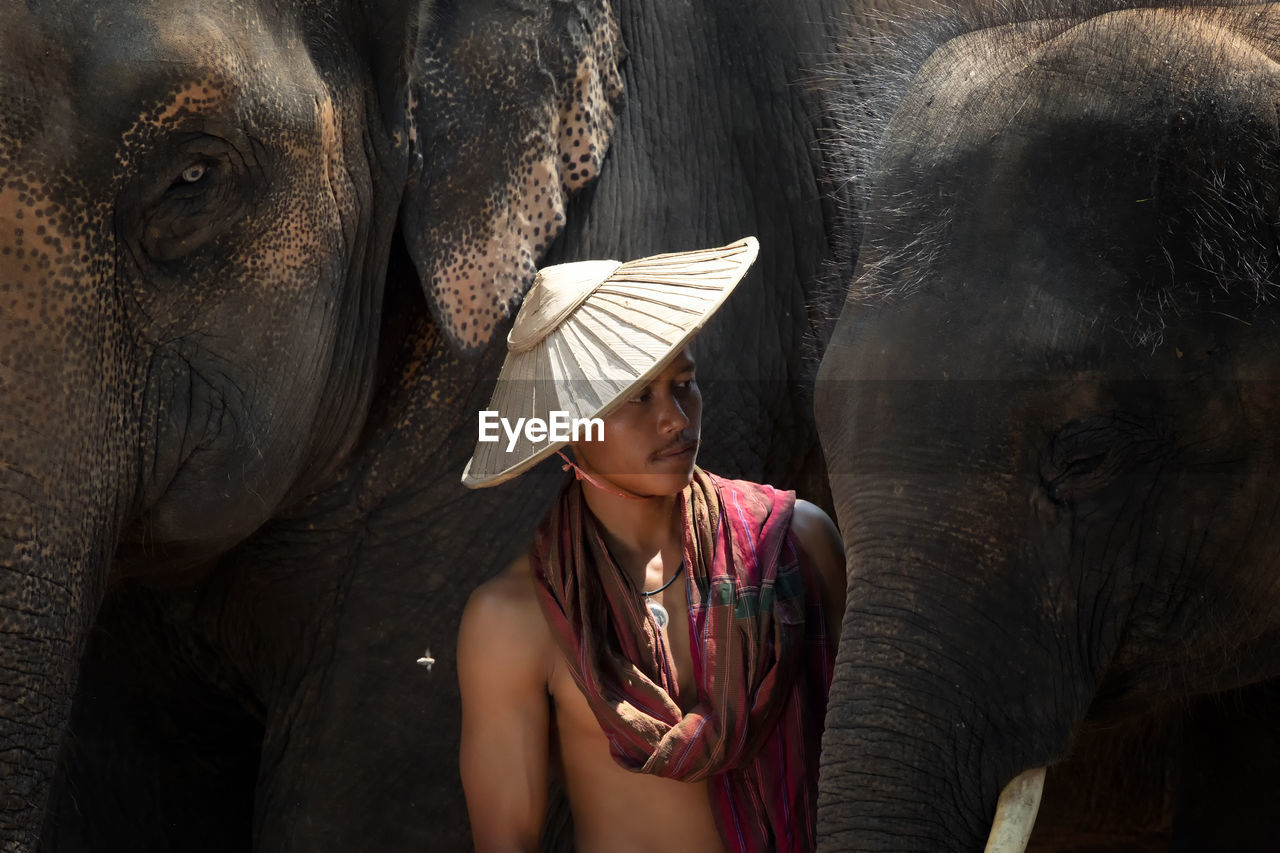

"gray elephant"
[817,0,1280,849]
[0,0,853,849]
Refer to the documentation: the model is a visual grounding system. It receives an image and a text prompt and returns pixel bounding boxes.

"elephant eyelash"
[1040,413,1173,505]
[1060,452,1110,479]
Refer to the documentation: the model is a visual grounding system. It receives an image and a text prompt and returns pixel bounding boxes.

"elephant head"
[818,1,1280,849]
[0,0,621,845]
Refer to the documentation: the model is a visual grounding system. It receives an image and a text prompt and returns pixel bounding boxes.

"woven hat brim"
[461,237,759,488]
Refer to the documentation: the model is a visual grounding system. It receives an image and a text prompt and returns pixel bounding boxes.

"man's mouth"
[655,440,698,460]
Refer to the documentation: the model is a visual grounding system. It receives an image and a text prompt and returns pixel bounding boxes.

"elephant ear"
[400,0,624,351]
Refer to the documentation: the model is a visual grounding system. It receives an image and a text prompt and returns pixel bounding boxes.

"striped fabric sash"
[531,467,832,852]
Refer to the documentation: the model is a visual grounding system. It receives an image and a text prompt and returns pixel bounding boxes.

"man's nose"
[657,393,690,433]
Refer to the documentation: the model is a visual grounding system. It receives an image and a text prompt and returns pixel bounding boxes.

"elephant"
[0,0,854,849]
[816,0,1280,849]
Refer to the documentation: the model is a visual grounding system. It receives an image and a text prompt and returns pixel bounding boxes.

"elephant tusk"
[982,767,1046,853]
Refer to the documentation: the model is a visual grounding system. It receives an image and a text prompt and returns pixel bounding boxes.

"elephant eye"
[180,163,208,184]
[138,141,253,263]
[1041,412,1171,504]
[1060,451,1109,479]
[168,160,215,193]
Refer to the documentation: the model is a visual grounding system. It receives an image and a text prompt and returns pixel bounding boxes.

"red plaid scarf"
[531,468,833,852]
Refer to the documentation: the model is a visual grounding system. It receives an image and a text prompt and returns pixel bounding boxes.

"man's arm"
[791,499,848,650]
[457,557,553,852]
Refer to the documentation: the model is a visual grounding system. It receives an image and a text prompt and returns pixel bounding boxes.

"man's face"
[573,346,702,497]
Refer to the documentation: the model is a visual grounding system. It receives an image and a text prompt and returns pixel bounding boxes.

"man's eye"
[627,389,651,404]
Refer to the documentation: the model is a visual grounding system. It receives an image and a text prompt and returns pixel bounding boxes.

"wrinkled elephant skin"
[818,3,1280,850]
[0,0,852,849]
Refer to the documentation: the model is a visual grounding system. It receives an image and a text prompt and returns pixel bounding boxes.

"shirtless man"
[457,239,846,852]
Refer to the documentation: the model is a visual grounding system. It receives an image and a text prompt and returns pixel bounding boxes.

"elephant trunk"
[816,495,1090,852]
[0,483,122,848]
[0,182,136,848]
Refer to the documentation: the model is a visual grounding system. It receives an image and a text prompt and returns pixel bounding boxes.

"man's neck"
[581,485,684,586]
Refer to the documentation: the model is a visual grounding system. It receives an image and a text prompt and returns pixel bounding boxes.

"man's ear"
[395,0,624,352]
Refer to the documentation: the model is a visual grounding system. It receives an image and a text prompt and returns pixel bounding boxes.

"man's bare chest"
[654,587,699,710]
[547,595,701,740]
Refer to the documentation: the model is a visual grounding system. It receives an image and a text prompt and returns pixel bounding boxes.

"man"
[457,238,846,852]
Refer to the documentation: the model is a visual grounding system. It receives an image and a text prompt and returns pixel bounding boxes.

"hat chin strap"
[557,451,651,501]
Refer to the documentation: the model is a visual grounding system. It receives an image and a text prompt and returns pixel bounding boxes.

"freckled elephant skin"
[0,0,852,850]
[819,3,1280,850]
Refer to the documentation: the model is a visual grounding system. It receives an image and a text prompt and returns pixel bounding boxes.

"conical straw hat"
[461,237,759,488]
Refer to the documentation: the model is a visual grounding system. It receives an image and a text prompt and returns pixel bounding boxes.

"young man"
[458,238,846,852]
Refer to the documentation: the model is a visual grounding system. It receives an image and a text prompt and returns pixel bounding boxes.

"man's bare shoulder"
[469,552,541,603]
[790,499,848,645]
[458,552,552,683]
[790,501,843,564]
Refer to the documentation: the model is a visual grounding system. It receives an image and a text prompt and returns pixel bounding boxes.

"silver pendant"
[646,598,669,629]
